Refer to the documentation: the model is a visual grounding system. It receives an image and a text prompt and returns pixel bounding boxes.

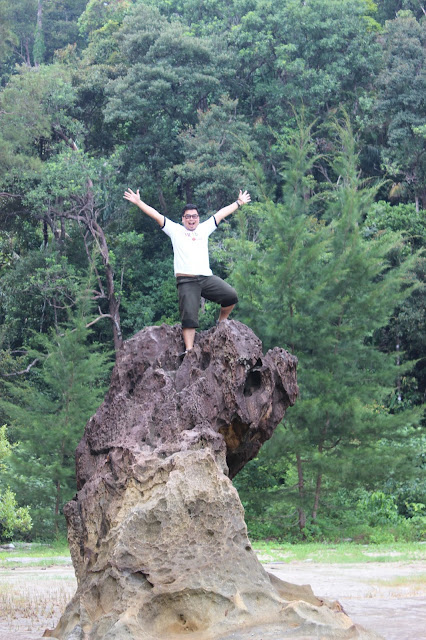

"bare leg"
[182,327,196,351]
[218,304,235,322]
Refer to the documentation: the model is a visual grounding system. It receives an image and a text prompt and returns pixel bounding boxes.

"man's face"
[182,209,200,231]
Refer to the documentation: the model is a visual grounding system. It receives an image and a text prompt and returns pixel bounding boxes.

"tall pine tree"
[232,116,420,536]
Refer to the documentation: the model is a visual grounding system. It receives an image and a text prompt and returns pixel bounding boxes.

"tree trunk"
[36,0,42,29]
[312,420,328,521]
[43,218,49,248]
[296,453,306,532]
[105,263,123,352]
[56,184,123,353]
[90,217,123,352]
[396,338,402,403]
[24,38,31,66]
[60,217,66,244]
[55,478,61,535]
[312,472,322,521]
[34,0,44,67]
[158,188,168,215]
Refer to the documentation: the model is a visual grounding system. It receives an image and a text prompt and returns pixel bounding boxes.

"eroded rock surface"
[45,321,382,640]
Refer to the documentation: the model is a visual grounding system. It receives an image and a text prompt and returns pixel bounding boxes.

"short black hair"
[182,203,199,216]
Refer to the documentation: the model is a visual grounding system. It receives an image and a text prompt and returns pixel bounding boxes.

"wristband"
[236,200,241,207]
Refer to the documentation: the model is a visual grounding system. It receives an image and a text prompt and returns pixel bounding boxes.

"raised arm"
[123,189,165,227]
[214,190,251,224]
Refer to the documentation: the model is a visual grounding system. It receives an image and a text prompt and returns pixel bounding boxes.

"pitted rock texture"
[44,321,382,640]
[78,320,298,483]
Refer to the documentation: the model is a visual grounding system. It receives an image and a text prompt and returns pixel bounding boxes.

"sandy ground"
[267,561,426,640]
[0,560,425,640]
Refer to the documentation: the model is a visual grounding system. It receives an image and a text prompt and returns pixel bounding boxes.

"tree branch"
[82,229,106,298]
[85,313,113,329]
[52,125,78,151]
[0,192,21,199]
[3,358,39,377]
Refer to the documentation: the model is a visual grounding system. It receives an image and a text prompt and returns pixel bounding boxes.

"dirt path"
[0,561,424,639]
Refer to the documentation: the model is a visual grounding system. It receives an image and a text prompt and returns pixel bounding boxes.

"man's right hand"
[124,188,165,227]
[124,188,141,205]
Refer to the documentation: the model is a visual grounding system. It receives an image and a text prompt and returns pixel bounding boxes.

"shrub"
[0,487,32,541]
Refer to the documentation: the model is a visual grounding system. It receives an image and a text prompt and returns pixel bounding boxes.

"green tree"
[375,0,426,23]
[146,0,255,36]
[71,1,129,155]
[229,0,382,124]
[0,0,88,77]
[0,248,80,348]
[0,303,112,538]
[1,0,38,67]
[33,0,46,66]
[232,115,420,536]
[365,200,426,410]
[22,147,130,351]
[0,63,78,184]
[42,0,88,61]
[77,0,133,35]
[0,63,127,352]
[375,11,426,210]
[0,0,19,66]
[171,95,260,210]
[104,3,232,204]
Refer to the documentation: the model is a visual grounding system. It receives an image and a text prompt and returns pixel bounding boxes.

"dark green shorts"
[176,275,238,328]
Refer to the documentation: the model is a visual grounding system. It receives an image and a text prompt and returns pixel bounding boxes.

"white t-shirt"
[162,216,218,276]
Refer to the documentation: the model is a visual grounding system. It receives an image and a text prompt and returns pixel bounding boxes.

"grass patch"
[2,540,425,567]
[0,541,71,568]
[370,573,426,587]
[252,541,426,564]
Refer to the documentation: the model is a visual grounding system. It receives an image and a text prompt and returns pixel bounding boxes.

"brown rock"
[44,321,382,640]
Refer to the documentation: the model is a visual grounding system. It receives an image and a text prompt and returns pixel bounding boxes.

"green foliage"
[0,425,13,469]
[375,0,426,23]
[0,487,32,541]
[0,426,32,541]
[42,0,88,61]
[33,23,46,66]
[365,201,426,249]
[0,0,19,66]
[0,299,112,538]
[0,0,37,69]
[78,0,133,36]
[365,200,426,410]
[104,3,233,192]
[147,0,256,36]
[356,490,400,525]
[0,248,80,347]
[237,474,426,542]
[232,115,422,537]
[0,0,88,76]
[375,10,426,208]
[0,0,424,542]
[171,95,261,211]
[230,0,382,128]
[0,63,77,183]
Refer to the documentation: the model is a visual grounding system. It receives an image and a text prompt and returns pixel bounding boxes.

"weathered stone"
[44,321,383,640]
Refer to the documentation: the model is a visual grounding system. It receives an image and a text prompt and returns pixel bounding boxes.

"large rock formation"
[45,321,382,640]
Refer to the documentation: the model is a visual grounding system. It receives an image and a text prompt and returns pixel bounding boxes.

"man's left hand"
[237,190,251,206]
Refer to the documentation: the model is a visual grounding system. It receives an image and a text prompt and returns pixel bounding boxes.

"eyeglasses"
[183,214,199,220]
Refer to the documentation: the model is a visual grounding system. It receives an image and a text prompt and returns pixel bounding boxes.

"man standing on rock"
[123,188,251,353]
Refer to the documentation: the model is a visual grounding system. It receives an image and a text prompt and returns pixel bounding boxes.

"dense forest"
[0,0,424,542]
